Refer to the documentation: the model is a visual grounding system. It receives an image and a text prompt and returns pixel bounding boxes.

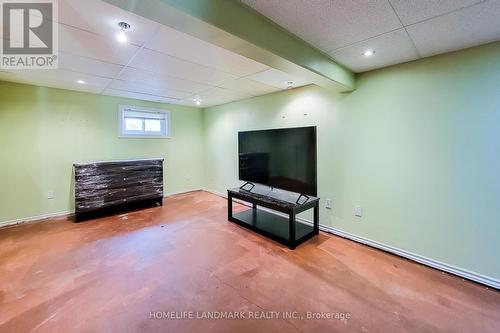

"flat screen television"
[238,126,317,196]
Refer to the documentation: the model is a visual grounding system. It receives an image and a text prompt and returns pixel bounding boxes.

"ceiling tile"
[242,0,402,53]
[389,0,483,26]
[117,67,212,94]
[146,26,269,77]
[201,87,253,101]
[128,48,237,86]
[218,77,279,96]
[58,0,160,46]
[103,88,179,104]
[407,1,500,57]
[168,98,194,105]
[59,52,123,78]
[109,79,192,99]
[331,29,420,73]
[195,87,253,107]
[245,68,311,89]
[0,69,111,94]
[59,24,139,65]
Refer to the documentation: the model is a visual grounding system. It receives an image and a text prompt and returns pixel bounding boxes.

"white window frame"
[119,105,171,138]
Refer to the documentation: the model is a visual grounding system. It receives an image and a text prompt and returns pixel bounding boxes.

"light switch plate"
[47,190,55,199]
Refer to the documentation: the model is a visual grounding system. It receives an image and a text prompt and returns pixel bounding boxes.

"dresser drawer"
[75,184,162,211]
[75,162,162,178]
[75,172,162,191]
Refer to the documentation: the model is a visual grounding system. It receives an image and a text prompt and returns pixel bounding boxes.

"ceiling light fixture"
[117,21,131,44]
[363,50,375,57]
[286,81,294,89]
[194,96,201,106]
[76,79,86,84]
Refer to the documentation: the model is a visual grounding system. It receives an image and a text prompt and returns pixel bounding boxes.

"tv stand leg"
[313,203,319,235]
[289,212,296,250]
[252,203,257,217]
[227,192,233,221]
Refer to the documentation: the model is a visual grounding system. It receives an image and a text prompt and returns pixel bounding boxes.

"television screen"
[238,126,317,195]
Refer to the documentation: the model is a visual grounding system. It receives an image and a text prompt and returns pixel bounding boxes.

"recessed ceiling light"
[286,81,294,89]
[363,50,375,57]
[116,21,131,44]
[193,96,201,106]
[116,31,127,43]
[76,80,86,84]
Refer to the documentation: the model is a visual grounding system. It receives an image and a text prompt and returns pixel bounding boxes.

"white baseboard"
[0,210,74,229]
[204,188,500,289]
[316,224,500,289]
[165,188,203,196]
[0,188,204,230]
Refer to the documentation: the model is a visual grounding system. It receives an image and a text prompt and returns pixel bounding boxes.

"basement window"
[119,105,170,138]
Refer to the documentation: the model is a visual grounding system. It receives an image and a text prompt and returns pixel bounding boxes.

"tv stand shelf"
[227,187,319,249]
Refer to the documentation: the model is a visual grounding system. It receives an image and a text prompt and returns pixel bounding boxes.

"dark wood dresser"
[73,158,164,221]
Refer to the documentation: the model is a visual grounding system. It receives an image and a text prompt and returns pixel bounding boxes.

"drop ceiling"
[242,0,500,73]
[2,1,499,106]
[0,0,312,107]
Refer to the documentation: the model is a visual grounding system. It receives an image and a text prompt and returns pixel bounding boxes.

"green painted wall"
[0,82,204,223]
[203,41,500,280]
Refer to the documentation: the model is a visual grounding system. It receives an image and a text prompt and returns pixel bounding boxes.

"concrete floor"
[0,191,498,332]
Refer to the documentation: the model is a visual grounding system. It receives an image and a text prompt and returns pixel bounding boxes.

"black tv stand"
[227,187,319,249]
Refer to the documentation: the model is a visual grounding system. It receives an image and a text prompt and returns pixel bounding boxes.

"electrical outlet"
[325,199,332,210]
[354,206,363,217]
[47,190,55,200]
